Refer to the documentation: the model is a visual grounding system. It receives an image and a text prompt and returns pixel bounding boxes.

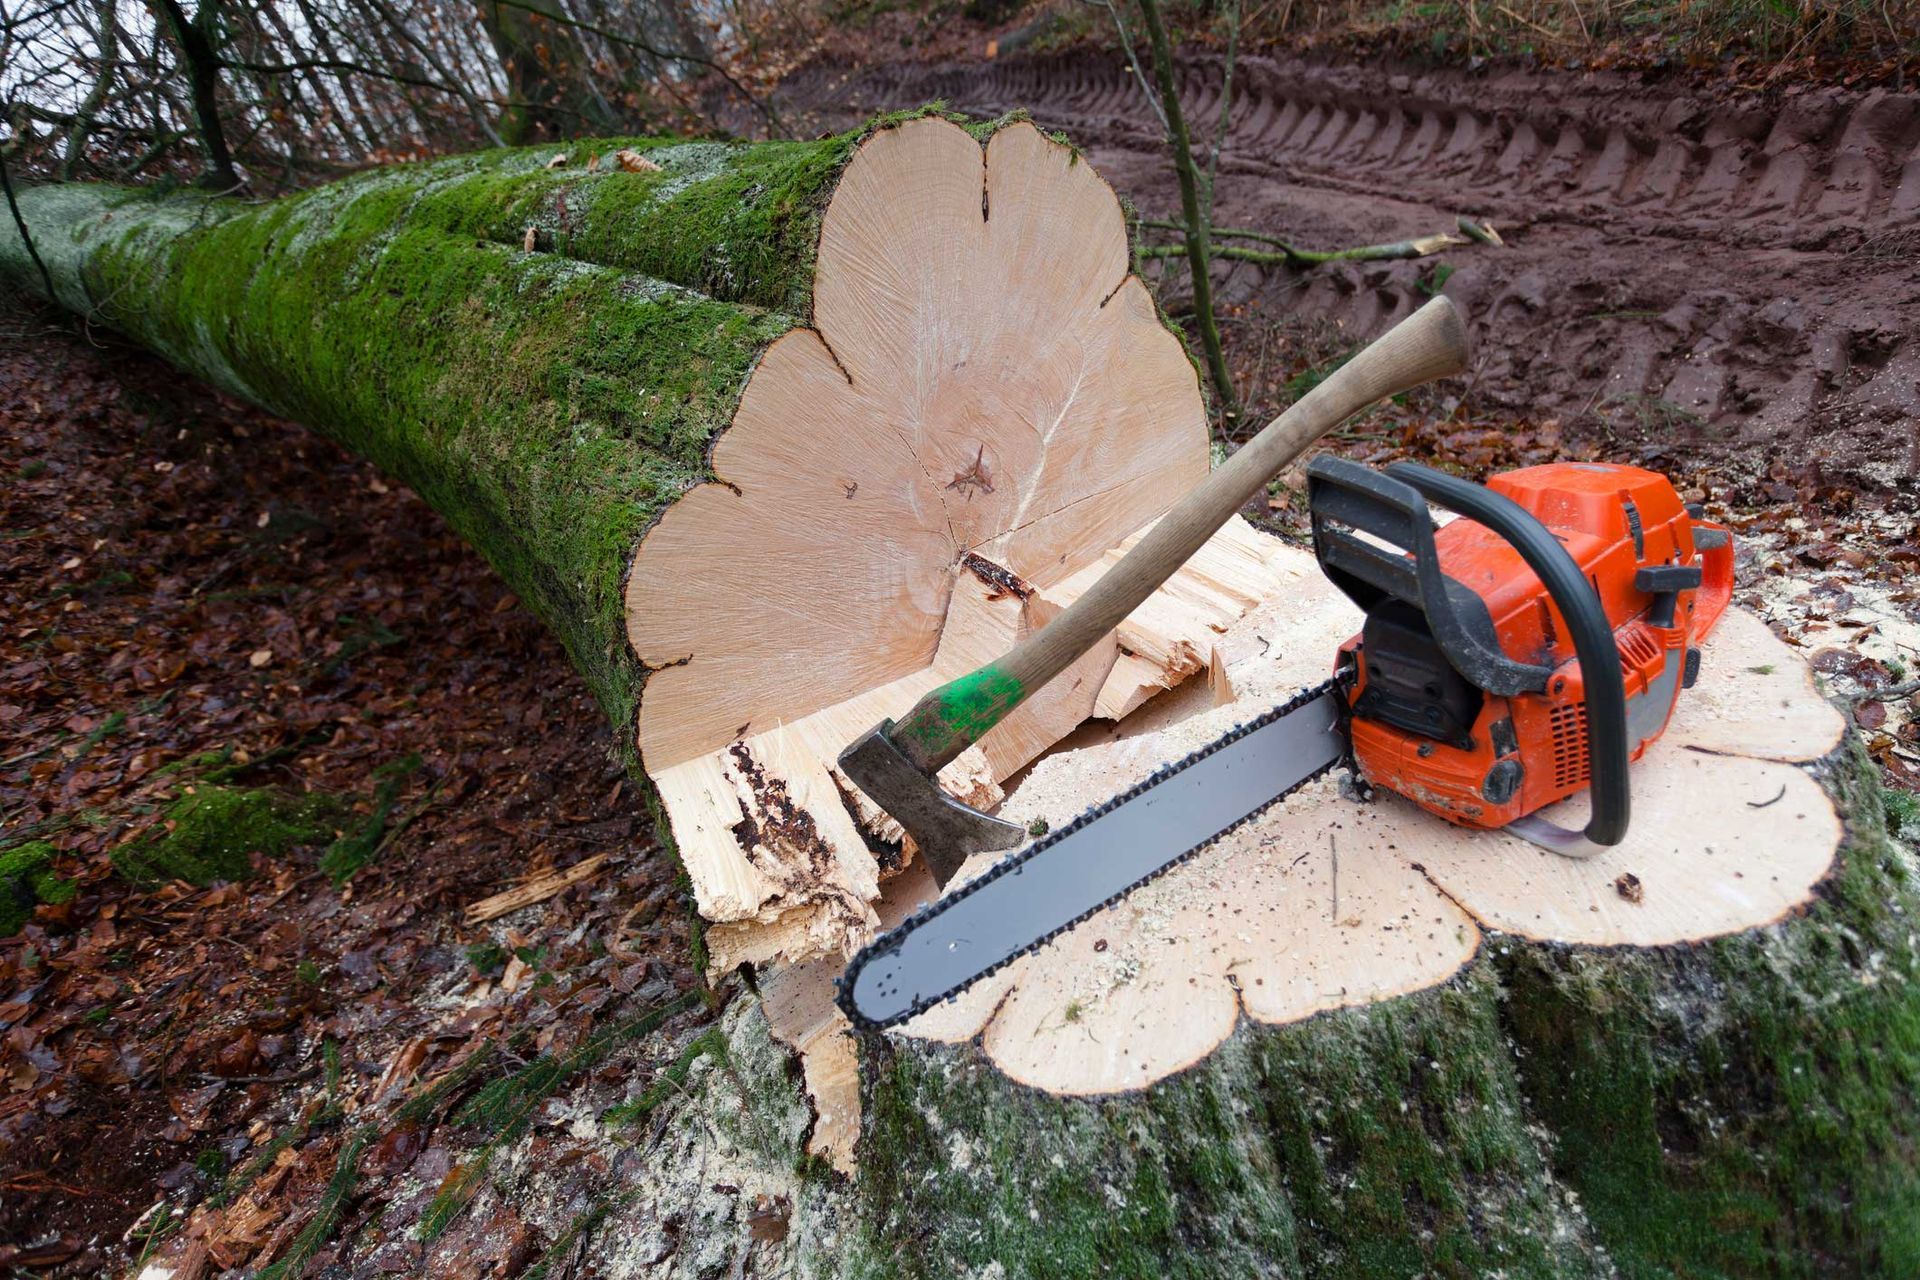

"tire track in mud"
[781,52,1920,494]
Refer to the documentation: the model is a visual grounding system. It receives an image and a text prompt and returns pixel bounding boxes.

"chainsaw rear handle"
[1307,458,1631,848]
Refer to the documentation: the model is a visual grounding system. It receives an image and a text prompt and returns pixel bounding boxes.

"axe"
[840,296,1472,885]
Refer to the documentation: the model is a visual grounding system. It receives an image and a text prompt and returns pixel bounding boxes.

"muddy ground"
[2,41,1918,1280]
[782,49,1920,495]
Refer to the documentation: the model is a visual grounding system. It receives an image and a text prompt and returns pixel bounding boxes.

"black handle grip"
[1381,462,1630,847]
[1306,457,1630,848]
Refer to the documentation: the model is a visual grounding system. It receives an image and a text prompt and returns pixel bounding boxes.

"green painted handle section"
[887,663,1027,765]
[887,296,1471,777]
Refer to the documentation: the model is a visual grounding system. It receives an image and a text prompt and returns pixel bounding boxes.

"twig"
[465,851,613,924]
[1089,0,1168,135]
[1139,233,1468,267]
[1141,218,1474,266]
[192,1064,323,1086]
[1204,0,1241,222]
[1329,832,1338,923]
[1853,677,1920,704]
[0,122,56,301]
[1136,0,1239,426]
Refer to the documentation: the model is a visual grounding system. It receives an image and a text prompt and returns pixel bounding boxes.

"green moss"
[1886,786,1919,844]
[111,786,342,885]
[1499,749,1920,1278]
[319,753,422,883]
[851,963,1587,1279]
[0,840,74,936]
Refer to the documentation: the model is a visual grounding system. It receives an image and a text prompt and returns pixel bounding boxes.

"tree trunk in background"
[476,0,622,143]
[152,0,241,188]
[5,121,1920,1277]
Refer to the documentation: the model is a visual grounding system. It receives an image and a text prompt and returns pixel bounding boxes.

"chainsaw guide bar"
[837,678,1349,1032]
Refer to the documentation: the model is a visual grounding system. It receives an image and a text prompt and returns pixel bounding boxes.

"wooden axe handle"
[887,295,1472,775]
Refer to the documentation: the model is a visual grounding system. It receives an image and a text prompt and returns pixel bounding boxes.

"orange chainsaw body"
[1334,462,1734,832]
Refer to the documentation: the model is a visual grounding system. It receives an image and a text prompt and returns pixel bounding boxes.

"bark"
[4,124,1918,1278]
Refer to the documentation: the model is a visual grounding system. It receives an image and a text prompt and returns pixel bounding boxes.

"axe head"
[838,720,1026,888]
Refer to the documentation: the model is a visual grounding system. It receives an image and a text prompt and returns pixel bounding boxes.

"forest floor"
[3,29,1919,1280]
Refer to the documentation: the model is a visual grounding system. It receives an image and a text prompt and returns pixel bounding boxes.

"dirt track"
[781,51,1920,497]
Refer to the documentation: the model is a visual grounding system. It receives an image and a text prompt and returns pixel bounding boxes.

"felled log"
[3,113,1279,972]
[6,116,1917,1276]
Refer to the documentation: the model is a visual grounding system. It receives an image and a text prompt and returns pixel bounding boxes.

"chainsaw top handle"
[1306,457,1631,848]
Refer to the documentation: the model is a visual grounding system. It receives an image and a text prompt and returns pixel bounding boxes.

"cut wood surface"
[765,538,1846,1107]
[622,116,1322,971]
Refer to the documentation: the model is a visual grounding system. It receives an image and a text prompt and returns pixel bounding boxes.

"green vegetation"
[110,785,342,885]
[319,753,423,883]
[604,1026,727,1126]
[421,993,697,1238]
[0,840,78,935]
[1886,787,1919,844]
[254,1125,377,1280]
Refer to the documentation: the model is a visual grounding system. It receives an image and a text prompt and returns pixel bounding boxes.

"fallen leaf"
[249,649,273,668]
[609,148,663,173]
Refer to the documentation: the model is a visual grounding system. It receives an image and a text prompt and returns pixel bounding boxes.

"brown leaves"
[586,148,664,174]
[608,148,663,173]
[1,313,700,1263]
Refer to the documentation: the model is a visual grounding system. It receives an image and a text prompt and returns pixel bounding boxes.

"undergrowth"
[421,992,698,1238]
[110,785,343,885]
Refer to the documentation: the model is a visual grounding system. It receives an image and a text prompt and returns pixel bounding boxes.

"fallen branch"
[465,852,613,925]
[1139,218,1486,267]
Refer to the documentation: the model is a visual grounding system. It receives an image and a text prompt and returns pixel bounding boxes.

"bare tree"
[0,0,787,191]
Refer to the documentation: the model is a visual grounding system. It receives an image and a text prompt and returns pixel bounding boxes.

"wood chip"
[464,852,611,924]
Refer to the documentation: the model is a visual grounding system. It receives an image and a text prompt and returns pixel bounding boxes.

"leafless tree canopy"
[0,0,792,190]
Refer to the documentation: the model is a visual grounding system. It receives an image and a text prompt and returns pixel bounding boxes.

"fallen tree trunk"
[6,118,1920,1278]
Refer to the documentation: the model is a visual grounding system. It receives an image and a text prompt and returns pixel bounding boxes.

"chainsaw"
[839,455,1734,1030]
